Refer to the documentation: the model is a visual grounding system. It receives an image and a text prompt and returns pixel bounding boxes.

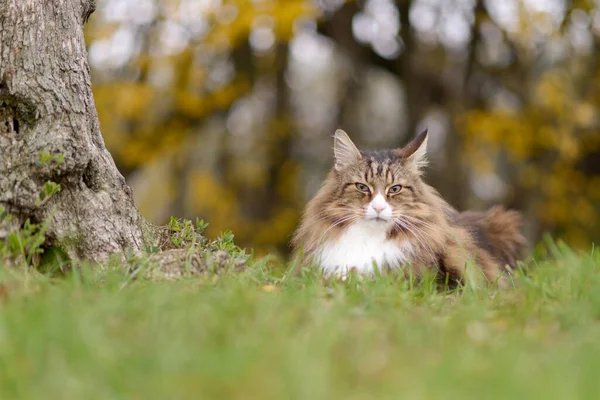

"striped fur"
[292,129,527,285]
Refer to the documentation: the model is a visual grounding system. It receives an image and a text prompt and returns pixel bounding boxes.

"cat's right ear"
[397,129,428,173]
[333,129,362,171]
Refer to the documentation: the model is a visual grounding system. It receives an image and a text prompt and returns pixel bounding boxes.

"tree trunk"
[0,0,158,262]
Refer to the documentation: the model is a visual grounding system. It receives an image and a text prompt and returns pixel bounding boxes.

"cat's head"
[326,129,431,227]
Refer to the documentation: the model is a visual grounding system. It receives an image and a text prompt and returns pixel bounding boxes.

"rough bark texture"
[0,0,158,261]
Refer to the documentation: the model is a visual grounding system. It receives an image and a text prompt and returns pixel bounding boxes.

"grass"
[0,240,599,399]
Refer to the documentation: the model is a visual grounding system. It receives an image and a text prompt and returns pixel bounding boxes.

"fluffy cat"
[292,129,526,285]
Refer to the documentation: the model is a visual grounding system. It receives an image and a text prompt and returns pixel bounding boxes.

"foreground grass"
[0,243,599,399]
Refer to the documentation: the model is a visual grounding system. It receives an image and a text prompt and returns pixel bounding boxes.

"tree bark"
[0,0,158,262]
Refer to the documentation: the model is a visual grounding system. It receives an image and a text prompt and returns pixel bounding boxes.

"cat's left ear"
[333,129,362,171]
[398,129,428,173]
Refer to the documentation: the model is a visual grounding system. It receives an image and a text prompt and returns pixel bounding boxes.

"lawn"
[0,241,599,399]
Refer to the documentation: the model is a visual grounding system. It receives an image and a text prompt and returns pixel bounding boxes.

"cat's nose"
[372,204,386,214]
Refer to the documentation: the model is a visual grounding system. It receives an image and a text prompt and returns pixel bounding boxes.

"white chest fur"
[315,220,413,277]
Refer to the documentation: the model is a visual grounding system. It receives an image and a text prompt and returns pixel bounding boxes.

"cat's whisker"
[393,219,432,260]
[309,218,357,259]
[312,207,355,219]
[314,215,359,251]
[394,214,437,231]
[301,211,356,235]
[399,219,434,251]
[393,219,423,244]
[400,214,437,230]
[313,210,352,219]
[394,219,437,262]
[393,215,439,248]
[406,229,437,263]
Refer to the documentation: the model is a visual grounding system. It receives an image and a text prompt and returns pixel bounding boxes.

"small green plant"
[167,216,247,261]
[0,206,51,266]
[169,217,209,248]
[214,230,241,254]
[195,218,209,233]
[216,230,235,248]
[1,174,61,267]
[35,181,61,207]
[35,148,65,173]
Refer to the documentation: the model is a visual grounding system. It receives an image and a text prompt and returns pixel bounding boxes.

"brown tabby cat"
[292,129,526,285]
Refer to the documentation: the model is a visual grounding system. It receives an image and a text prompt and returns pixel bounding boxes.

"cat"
[292,129,527,285]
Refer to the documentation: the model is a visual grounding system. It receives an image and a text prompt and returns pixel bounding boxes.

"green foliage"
[214,229,246,258]
[36,245,70,275]
[0,207,50,266]
[35,148,65,169]
[0,242,599,398]
[168,216,247,259]
[0,179,62,267]
[33,149,63,207]
[169,216,210,248]
[35,181,61,207]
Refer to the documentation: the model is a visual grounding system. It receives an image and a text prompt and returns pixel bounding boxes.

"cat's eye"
[355,183,370,193]
[388,185,403,195]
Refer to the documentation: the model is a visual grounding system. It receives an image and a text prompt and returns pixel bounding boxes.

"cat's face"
[325,129,430,228]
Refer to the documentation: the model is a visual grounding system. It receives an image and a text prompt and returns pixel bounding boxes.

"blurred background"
[85,0,600,255]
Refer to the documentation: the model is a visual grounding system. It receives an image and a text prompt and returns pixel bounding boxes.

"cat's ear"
[398,129,428,172]
[333,129,362,171]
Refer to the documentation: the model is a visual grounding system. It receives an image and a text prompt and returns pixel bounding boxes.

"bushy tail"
[457,206,527,269]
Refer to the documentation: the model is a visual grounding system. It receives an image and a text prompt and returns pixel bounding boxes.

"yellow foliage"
[176,92,207,117]
[459,63,599,249]
[186,170,243,240]
[184,168,300,252]
[573,198,596,226]
[87,0,600,252]
[276,161,300,199]
[251,207,299,247]
[535,72,572,116]
[563,226,588,249]
[104,83,155,120]
[538,200,569,224]
[231,160,269,188]
[574,103,596,128]
[588,177,600,200]
[204,0,320,48]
